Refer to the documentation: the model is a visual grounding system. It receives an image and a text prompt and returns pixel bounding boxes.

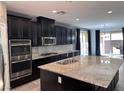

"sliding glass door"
[80,31,89,55]
[100,31,123,58]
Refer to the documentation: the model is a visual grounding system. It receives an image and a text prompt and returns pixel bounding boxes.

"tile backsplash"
[32,44,75,55]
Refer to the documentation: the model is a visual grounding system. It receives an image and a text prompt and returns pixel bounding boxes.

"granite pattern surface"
[32,44,75,60]
[32,50,79,60]
[39,56,123,88]
[0,2,10,90]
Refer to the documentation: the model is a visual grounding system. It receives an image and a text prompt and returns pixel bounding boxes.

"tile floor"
[12,62,124,91]
[12,79,40,91]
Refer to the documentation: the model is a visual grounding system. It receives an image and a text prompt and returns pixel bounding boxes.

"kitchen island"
[38,56,123,91]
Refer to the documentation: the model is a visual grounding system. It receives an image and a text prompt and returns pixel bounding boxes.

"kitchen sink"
[57,58,78,65]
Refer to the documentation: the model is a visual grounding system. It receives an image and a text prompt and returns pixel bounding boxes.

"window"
[80,31,89,55]
[100,31,123,58]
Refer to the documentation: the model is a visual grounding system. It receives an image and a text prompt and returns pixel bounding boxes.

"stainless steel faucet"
[73,52,75,57]
[66,53,69,57]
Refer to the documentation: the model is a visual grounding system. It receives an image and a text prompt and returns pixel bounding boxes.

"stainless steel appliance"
[9,39,32,81]
[42,37,56,45]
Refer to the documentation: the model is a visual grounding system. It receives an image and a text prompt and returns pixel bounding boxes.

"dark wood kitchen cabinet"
[7,15,31,39]
[21,19,31,39]
[32,55,62,79]
[71,29,76,44]
[67,28,73,44]
[7,15,23,39]
[55,25,76,45]
[37,16,55,37]
[62,27,68,45]
[40,70,119,91]
[31,22,42,46]
[7,14,77,46]
[55,26,66,45]
[11,51,80,88]
[55,26,62,45]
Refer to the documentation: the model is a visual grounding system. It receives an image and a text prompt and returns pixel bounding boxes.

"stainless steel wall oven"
[9,39,32,81]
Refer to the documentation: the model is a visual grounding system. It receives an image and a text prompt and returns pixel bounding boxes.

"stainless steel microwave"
[42,37,56,45]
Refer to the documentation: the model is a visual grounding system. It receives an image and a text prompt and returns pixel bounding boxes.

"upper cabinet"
[55,25,76,45]
[37,16,55,37]
[30,22,41,46]
[21,19,31,39]
[7,15,76,46]
[7,15,31,39]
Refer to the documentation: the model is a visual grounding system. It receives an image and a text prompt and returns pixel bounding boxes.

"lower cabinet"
[40,70,95,91]
[40,70,63,91]
[32,55,62,80]
[40,69,119,91]
[10,51,80,88]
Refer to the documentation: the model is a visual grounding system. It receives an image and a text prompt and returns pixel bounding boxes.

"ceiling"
[3,1,124,30]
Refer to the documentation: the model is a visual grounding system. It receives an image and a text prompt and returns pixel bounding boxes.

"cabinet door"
[55,26,62,45]
[37,23,43,46]
[42,20,48,36]
[68,29,73,44]
[22,19,31,39]
[49,20,55,37]
[7,16,23,39]
[31,22,38,46]
[71,30,76,44]
[62,27,67,44]
[74,51,80,56]
[40,18,55,37]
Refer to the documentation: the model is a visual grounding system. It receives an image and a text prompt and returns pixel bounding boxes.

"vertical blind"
[88,30,91,55]
[76,28,80,50]
[122,28,124,58]
[96,30,100,56]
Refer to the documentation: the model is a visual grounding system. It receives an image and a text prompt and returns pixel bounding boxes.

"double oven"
[9,39,32,81]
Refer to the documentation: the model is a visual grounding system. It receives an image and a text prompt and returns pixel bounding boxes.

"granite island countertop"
[38,56,123,88]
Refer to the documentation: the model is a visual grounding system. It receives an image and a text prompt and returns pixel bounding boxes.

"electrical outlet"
[58,76,62,84]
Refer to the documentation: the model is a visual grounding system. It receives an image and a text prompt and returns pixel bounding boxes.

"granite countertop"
[38,56,123,88]
[32,50,80,60]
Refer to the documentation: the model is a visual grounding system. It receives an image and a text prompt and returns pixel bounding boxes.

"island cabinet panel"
[40,70,63,91]
[40,69,94,91]
[40,69,119,91]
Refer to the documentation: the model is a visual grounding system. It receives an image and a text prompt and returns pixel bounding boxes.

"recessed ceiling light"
[76,18,79,21]
[52,10,57,13]
[107,10,112,14]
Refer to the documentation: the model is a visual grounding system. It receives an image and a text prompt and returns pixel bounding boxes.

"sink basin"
[40,52,58,56]
[57,58,78,65]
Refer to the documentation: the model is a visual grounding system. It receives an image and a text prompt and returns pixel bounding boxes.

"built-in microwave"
[42,37,56,45]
